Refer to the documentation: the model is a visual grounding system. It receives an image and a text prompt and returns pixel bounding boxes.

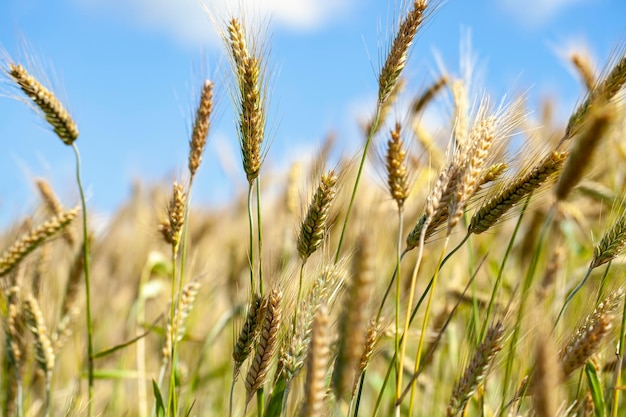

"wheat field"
[1,2,626,416]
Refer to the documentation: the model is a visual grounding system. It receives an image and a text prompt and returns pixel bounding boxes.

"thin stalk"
[44,380,51,417]
[167,245,179,416]
[353,373,366,417]
[71,143,94,417]
[394,210,403,407]
[611,289,626,417]
[256,177,264,295]
[257,387,264,417]
[294,263,305,333]
[372,234,468,416]
[407,237,449,415]
[334,105,382,264]
[501,205,556,411]
[595,261,612,305]
[248,184,256,296]
[15,368,23,417]
[395,218,428,416]
[480,197,530,342]
[554,266,593,331]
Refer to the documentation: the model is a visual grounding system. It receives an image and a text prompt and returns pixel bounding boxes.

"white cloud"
[77,0,354,46]
[498,0,589,28]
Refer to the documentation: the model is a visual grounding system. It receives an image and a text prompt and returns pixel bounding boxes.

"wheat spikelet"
[411,75,449,114]
[446,321,505,417]
[300,305,330,417]
[162,182,186,251]
[6,63,79,145]
[571,52,596,92]
[188,80,214,179]
[378,0,427,104]
[0,207,80,277]
[245,289,282,403]
[227,18,249,71]
[352,319,380,396]
[51,305,79,353]
[565,50,626,139]
[478,162,507,186]
[297,171,338,261]
[332,235,374,401]
[559,288,622,379]
[386,122,409,210]
[36,179,75,246]
[233,294,263,377]
[161,281,201,365]
[591,211,626,268]
[365,78,405,137]
[23,293,55,379]
[469,151,567,235]
[556,104,615,201]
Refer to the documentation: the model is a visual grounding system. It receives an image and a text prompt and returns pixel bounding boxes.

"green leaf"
[264,375,287,417]
[585,361,605,417]
[152,379,166,417]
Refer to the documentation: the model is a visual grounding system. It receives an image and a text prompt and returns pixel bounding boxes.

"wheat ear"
[233,294,263,378]
[591,211,626,269]
[300,305,330,417]
[245,289,282,404]
[6,63,79,145]
[0,207,80,277]
[386,122,410,210]
[188,80,214,179]
[447,321,505,417]
[469,151,567,234]
[378,0,428,104]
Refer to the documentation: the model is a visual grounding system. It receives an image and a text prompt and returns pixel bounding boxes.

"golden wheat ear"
[5,63,78,145]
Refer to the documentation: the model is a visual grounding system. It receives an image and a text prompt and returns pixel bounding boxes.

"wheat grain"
[386,122,409,210]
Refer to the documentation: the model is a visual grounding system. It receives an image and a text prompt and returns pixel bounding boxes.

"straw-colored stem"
[256,177,264,295]
[407,237,449,415]
[480,196,530,342]
[394,210,403,405]
[611,289,626,417]
[335,105,381,263]
[71,143,94,417]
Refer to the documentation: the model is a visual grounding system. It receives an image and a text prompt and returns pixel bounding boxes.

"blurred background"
[0,0,624,228]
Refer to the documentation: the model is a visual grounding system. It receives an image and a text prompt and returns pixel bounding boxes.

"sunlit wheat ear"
[300,305,330,417]
[245,289,282,404]
[448,115,497,230]
[36,179,75,246]
[591,210,626,269]
[565,49,626,139]
[555,104,615,201]
[6,63,78,145]
[411,75,449,114]
[188,80,214,180]
[477,162,507,187]
[332,235,374,401]
[406,167,450,249]
[225,17,267,184]
[531,331,560,417]
[233,294,263,378]
[297,171,338,262]
[559,288,622,379]
[386,122,409,210]
[378,0,428,104]
[0,207,80,277]
[23,293,55,380]
[571,52,596,92]
[6,286,23,368]
[446,321,505,417]
[451,79,469,147]
[468,151,568,235]
[352,319,380,396]
[161,182,186,252]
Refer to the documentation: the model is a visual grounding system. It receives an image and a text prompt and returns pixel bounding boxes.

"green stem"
[394,210,403,408]
[256,177,264,295]
[501,204,555,411]
[479,196,530,343]
[554,266,593,332]
[611,289,626,417]
[167,246,178,416]
[257,387,264,417]
[334,105,382,264]
[71,143,94,417]
[373,235,468,416]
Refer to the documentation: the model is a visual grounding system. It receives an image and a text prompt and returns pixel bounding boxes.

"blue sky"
[0,0,624,227]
